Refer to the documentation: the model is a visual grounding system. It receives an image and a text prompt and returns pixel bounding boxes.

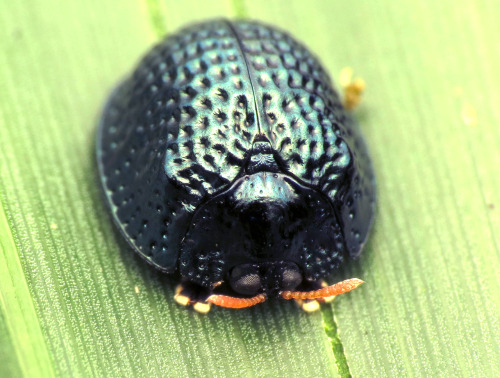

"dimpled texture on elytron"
[97,19,375,274]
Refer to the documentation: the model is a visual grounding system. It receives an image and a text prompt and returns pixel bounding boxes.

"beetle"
[97,19,375,313]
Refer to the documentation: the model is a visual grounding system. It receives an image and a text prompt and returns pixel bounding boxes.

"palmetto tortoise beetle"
[97,19,375,313]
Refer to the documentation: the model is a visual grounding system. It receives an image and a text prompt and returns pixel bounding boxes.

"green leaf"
[0,1,336,377]
[244,0,500,376]
[1,1,499,377]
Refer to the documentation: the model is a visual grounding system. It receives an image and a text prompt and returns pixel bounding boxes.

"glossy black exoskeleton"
[97,19,375,311]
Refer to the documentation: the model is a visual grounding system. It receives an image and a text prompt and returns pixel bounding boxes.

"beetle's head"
[180,170,345,298]
[225,172,307,296]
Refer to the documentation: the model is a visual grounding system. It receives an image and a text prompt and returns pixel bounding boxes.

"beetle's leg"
[174,281,212,314]
[294,298,321,312]
[340,67,365,111]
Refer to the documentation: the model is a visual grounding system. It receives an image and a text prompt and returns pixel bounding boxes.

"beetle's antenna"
[207,293,266,309]
[281,278,364,300]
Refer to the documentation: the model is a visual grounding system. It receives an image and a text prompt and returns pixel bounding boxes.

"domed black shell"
[97,19,375,277]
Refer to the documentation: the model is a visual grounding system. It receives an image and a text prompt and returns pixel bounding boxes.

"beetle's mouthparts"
[281,278,364,300]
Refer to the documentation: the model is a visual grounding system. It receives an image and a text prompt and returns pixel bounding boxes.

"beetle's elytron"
[97,20,375,313]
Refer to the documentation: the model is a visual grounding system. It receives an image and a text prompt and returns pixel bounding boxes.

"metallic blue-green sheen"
[97,20,375,294]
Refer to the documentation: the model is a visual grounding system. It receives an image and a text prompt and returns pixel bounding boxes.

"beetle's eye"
[232,274,261,295]
[230,266,262,295]
[281,269,302,291]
